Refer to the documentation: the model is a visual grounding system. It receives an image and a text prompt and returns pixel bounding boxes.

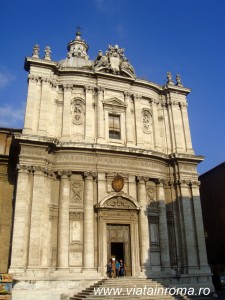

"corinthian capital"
[97,86,105,94]
[17,164,32,174]
[63,84,73,91]
[84,171,97,180]
[57,170,72,178]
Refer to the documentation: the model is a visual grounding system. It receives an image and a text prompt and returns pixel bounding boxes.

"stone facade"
[0,128,21,273]
[9,31,213,299]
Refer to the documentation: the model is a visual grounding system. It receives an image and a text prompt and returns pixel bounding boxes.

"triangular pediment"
[103,97,127,108]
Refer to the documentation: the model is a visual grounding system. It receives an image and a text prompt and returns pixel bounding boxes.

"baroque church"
[7,31,213,299]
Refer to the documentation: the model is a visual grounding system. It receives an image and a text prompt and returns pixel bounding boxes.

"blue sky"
[0,0,225,174]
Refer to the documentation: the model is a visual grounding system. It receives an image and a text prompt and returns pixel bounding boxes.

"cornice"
[162,84,191,95]
[24,56,57,71]
[169,152,204,164]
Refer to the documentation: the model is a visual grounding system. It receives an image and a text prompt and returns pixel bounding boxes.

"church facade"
[9,31,213,299]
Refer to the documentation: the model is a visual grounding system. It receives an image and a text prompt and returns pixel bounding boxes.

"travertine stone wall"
[9,37,213,300]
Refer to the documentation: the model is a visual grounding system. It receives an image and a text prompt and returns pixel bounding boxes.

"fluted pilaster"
[83,172,95,270]
[137,177,150,270]
[57,170,72,268]
[156,179,170,271]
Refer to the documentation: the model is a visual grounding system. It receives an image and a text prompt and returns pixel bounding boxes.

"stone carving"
[71,99,85,125]
[142,109,152,134]
[69,212,83,219]
[105,197,135,209]
[44,46,51,60]
[71,182,83,202]
[32,44,40,58]
[94,45,135,78]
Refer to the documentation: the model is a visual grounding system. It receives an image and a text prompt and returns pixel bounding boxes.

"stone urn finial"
[44,46,51,60]
[32,44,40,58]
[166,71,174,85]
[176,74,183,87]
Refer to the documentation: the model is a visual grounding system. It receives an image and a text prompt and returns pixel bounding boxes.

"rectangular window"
[109,114,121,139]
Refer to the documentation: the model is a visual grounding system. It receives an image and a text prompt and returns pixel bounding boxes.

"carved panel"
[146,181,157,207]
[70,220,81,242]
[71,98,85,125]
[70,181,84,203]
[142,109,152,134]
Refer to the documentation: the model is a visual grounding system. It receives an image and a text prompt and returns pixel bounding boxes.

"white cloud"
[0,70,16,88]
[93,0,115,13]
[0,102,25,128]
[115,23,126,39]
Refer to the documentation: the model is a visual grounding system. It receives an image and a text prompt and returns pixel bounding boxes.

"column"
[38,77,51,135]
[128,175,137,199]
[28,167,46,267]
[85,86,95,142]
[191,181,210,273]
[124,91,134,146]
[62,84,72,137]
[162,101,172,152]
[98,172,106,201]
[168,97,185,152]
[97,87,105,143]
[10,165,32,269]
[166,97,178,152]
[169,181,183,272]
[151,99,161,151]
[179,180,198,272]
[57,171,71,268]
[180,102,194,153]
[137,177,150,271]
[83,172,95,270]
[40,171,53,267]
[156,179,170,271]
[134,94,144,147]
[23,75,41,134]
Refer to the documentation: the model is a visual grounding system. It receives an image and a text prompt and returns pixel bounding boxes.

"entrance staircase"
[70,277,190,300]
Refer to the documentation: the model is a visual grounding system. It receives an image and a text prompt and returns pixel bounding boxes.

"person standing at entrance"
[115,260,120,277]
[119,259,125,276]
[106,259,113,278]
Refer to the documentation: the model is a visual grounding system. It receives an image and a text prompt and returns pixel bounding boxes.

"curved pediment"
[96,192,140,210]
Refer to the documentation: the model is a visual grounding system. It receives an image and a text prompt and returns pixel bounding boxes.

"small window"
[109,114,121,139]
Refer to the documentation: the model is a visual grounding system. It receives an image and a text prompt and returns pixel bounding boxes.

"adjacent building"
[0,128,21,273]
[199,163,225,279]
[8,31,213,299]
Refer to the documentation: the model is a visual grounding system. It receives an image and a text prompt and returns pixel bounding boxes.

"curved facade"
[10,32,213,299]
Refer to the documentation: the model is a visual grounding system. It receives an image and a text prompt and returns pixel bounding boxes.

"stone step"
[70,278,190,300]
